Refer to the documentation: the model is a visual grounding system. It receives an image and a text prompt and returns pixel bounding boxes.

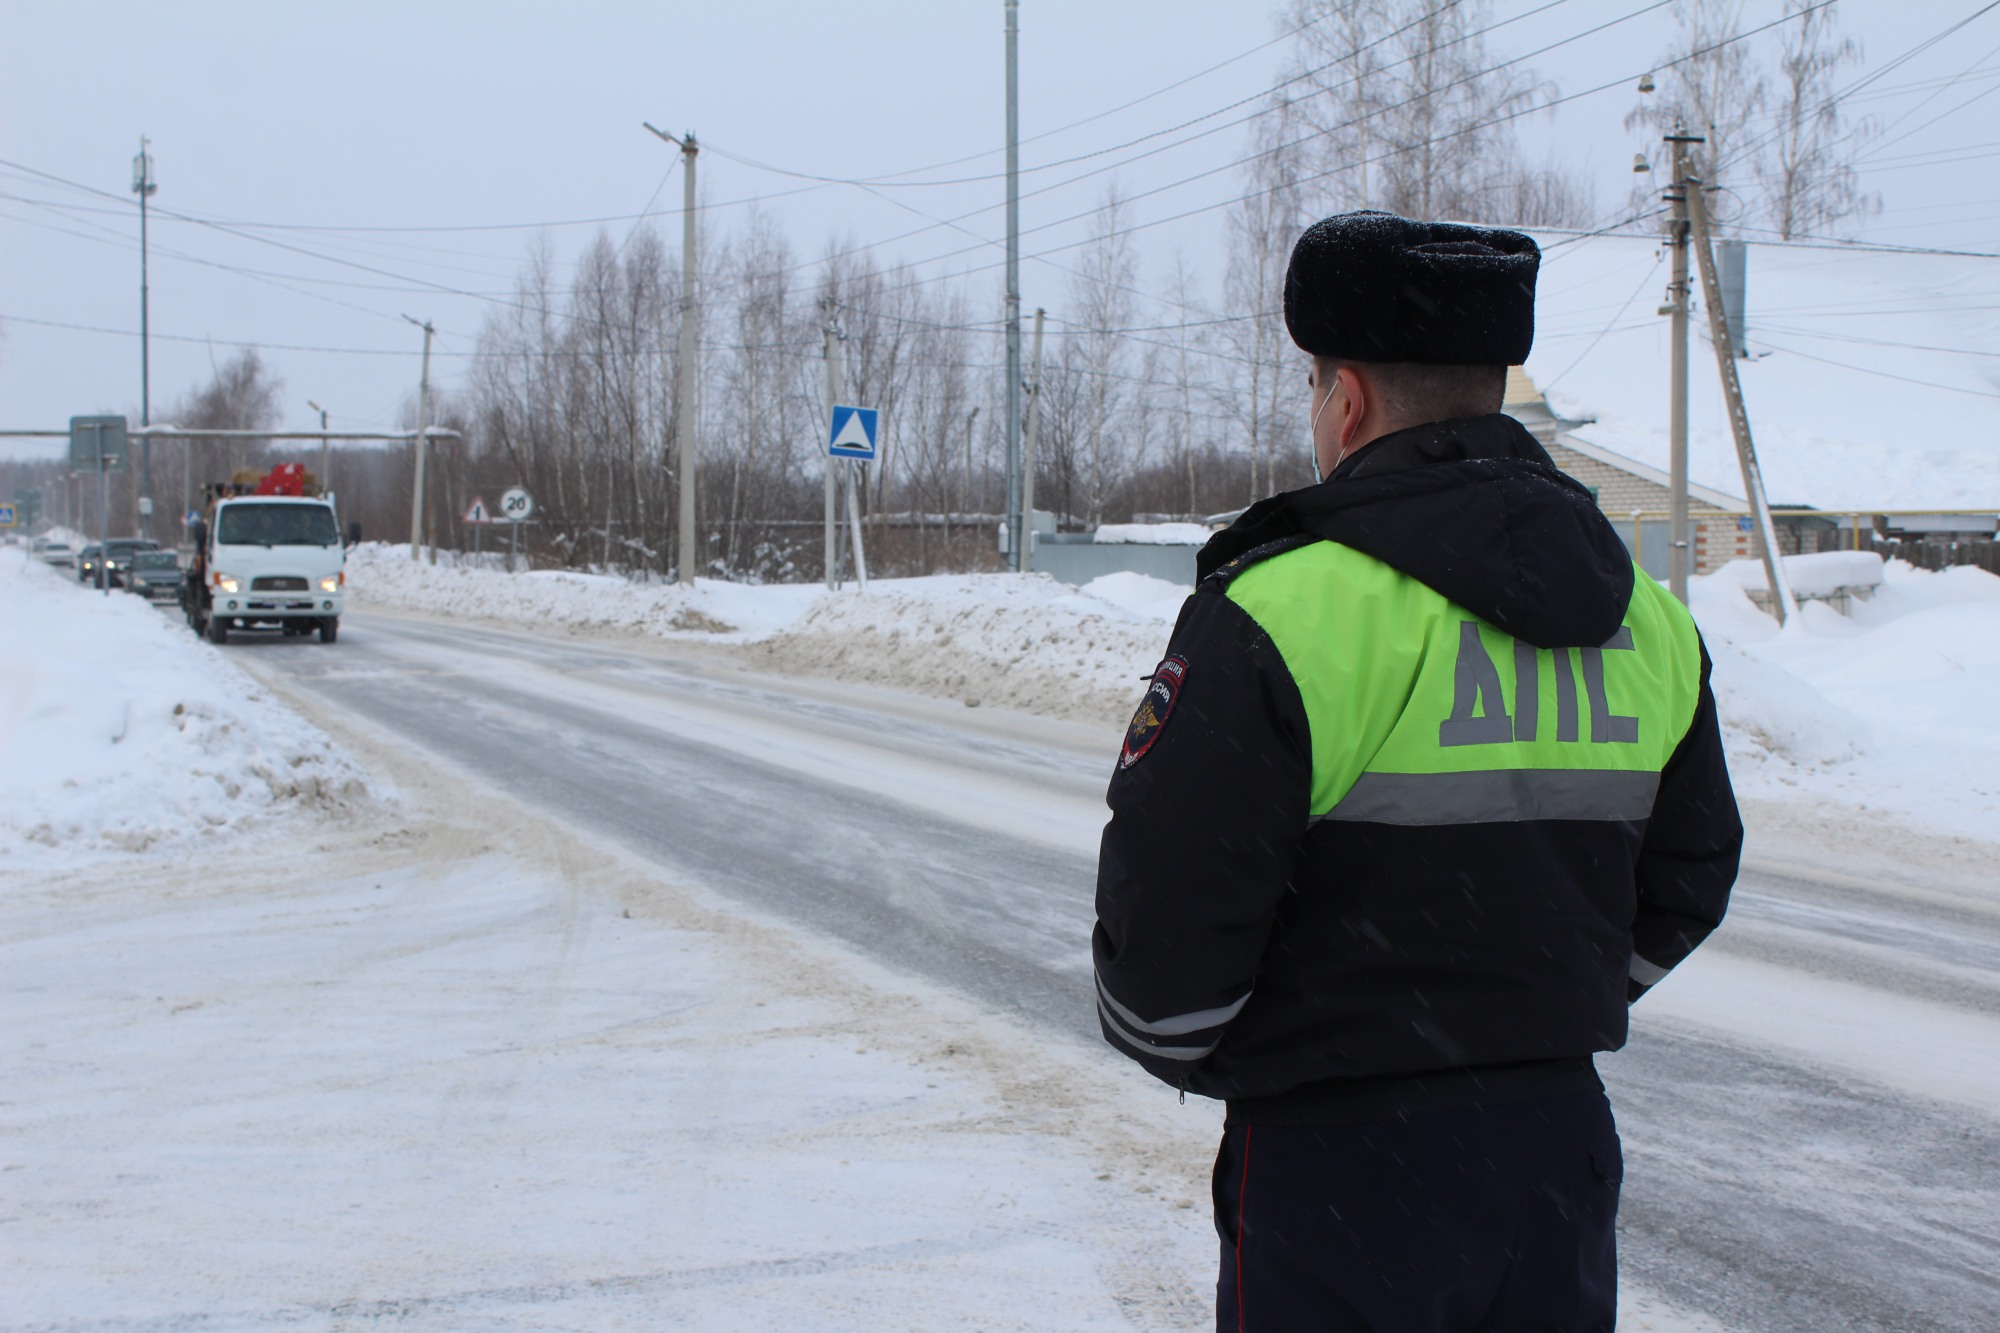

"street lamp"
[307,400,330,495]
[133,138,158,540]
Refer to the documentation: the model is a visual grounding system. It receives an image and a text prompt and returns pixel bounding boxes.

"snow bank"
[747,572,1185,721]
[351,544,1191,723]
[1690,559,2000,840]
[346,542,821,642]
[0,552,379,862]
[1717,550,1886,596]
[1091,521,1211,545]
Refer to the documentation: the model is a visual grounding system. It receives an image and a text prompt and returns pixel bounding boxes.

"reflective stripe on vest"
[1225,541,1701,824]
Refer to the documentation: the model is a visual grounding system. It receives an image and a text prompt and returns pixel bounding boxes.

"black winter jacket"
[1092,414,1741,1123]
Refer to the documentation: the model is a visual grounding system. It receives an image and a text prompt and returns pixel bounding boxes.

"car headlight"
[213,573,240,594]
[319,575,340,593]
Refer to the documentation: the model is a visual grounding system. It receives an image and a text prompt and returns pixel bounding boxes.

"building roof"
[1520,233,1999,511]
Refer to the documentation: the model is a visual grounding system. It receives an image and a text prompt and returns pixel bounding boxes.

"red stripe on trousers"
[1237,1124,1254,1332]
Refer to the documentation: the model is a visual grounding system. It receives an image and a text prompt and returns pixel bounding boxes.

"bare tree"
[1067,189,1138,527]
[1491,165,1597,228]
[1628,0,1769,228]
[170,348,283,519]
[1284,0,1389,209]
[1757,0,1876,239]
[1285,0,1558,222]
[1220,98,1306,504]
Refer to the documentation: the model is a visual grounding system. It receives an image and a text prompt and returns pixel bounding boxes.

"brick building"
[1504,369,1753,579]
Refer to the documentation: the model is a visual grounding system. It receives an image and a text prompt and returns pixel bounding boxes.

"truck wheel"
[207,614,229,646]
[318,616,339,644]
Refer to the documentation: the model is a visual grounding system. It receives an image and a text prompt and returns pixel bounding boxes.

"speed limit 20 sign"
[500,487,535,522]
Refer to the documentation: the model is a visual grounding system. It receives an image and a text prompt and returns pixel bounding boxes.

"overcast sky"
[3,0,1995,453]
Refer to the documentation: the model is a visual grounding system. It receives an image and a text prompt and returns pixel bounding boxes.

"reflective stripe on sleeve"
[1095,971,1248,1062]
[1313,768,1661,826]
[1629,954,1672,987]
[1098,999,1222,1062]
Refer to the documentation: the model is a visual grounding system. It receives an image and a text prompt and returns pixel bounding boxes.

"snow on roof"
[1523,233,2000,512]
[1091,522,1211,545]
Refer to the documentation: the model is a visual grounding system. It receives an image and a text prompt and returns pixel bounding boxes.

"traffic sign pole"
[499,487,534,573]
[824,404,879,592]
[96,423,109,595]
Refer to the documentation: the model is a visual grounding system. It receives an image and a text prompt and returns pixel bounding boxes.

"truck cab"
[186,466,345,645]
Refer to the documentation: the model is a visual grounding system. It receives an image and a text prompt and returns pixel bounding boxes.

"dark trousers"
[1213,1090,1621,1333]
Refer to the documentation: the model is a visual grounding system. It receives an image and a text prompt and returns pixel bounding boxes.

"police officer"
[1092,211,1741,1332]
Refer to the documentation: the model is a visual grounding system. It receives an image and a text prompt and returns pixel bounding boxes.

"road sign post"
[500,487,534,573]
[463,496,491,558]
[826,406,877,591]
[69,415,129,596]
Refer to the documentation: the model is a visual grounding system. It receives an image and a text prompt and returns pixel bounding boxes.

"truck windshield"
[216,503,339,547]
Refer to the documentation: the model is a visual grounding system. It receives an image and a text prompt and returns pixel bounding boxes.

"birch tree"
[1757,0,1876,239]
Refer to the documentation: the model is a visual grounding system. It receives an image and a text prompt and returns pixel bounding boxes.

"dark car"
[124,550,182,601]
[77,537,160,588]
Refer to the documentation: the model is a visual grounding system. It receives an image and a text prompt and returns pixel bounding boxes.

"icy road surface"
[236,609,2000,1333]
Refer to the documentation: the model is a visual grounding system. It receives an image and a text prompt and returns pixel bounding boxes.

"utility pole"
[133,138,157,542]
[307,400,330,496]
[403,315,433,562]
[821,297,843,590]
[963,406,980,522]
[1020,307,1045,574]
[1003,0,1023,572]
[1663,131,1701,604]
[1686,174,1796,625]
[644,122,701,586]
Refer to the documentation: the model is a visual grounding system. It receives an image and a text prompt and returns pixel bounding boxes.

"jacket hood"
[1197,414,1633,649]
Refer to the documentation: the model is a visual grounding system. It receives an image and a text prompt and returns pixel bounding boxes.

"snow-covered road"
[229,609,2000,1332]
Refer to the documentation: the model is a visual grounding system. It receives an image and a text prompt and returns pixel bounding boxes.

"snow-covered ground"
[7,536,1989,1329]
[4,798,1220,1328]
[1525,233,2000,510]
[0,564,1747,1329]
[0,550,378,865]
[349,544,2000,868]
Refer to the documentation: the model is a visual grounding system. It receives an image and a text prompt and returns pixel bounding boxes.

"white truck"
[185,468,345,645]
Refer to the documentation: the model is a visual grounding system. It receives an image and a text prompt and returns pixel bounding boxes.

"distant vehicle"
[124,550,182,602]
[77,537,160,588]
[36,540,75,569]
[185,463,344,645]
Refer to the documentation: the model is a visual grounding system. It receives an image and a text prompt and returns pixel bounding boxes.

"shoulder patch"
[1119,655,1189,770]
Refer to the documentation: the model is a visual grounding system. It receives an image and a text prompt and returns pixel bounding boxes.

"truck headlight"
[319,575,340,593]
[213,573,239,594]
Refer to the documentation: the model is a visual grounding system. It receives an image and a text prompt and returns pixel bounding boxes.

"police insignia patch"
[1120,655,1188,769]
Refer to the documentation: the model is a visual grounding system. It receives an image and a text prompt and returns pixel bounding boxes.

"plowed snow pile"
[349,545,1182,723]
[1689,558,2000,841]
[747,572,1181,721]
[345,542,820,642]
[0,552,379,862]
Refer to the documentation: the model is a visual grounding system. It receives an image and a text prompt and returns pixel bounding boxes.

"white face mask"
[1309,377,1339,485]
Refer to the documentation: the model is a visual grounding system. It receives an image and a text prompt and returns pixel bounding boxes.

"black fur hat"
[1283,211,1540,365]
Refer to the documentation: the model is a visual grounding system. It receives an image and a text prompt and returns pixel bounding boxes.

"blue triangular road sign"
[828,405,879,459]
